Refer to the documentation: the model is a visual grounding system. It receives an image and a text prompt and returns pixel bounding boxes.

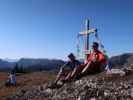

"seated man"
[71,42,107,79]
[54,53,81,85]
[5,71,16,86]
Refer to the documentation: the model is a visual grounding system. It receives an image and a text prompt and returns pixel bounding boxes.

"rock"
[77,96,86,100]
[122,67,133,75]
[90,97,97,100]
[110,69,126,76]
[104,90,110,97]
[130,88,133,98]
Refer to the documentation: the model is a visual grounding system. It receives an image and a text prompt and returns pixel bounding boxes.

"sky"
[0,0,132,60]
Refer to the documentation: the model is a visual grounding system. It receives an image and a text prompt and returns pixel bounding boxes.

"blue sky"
[0,0,132,60]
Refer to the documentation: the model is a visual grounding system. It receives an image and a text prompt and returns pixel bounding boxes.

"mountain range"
[0,58,64,72]
[109,53,133,68]
[0,53,133,72]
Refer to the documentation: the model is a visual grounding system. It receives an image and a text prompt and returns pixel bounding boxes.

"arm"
[81,61,92,74]
[55,63,69,83]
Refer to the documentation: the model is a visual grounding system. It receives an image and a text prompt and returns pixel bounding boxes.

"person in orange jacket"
[70,42,107,79]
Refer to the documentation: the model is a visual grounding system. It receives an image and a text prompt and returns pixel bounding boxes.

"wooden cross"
[79,19,97,59]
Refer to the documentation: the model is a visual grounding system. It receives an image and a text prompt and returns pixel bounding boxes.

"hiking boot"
[57,80,64,86]
[47,82,57,89]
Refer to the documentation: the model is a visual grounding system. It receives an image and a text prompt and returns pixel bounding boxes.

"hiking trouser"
[57,66,73,81]
[79,61,106,75]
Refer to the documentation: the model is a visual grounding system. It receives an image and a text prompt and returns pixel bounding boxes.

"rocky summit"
[6,67,133,100]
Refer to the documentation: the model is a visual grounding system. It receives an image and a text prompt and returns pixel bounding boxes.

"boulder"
[107,69,126,77]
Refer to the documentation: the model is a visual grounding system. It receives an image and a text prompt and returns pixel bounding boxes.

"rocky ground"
[5,67,133,100]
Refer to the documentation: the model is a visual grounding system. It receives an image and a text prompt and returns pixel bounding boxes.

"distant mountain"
[0,58,65,72]
[110,53,133,68]
[17,58,65,71]
[4,58,19,62]
[0,53,133,72]
[0,59,14,71]
[0,59,11,68]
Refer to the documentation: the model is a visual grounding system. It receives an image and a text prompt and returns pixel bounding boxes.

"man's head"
[11,70,15,75]
[92,42,99,51]
[68,53,75,62]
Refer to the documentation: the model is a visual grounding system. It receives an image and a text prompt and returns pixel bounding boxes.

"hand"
[92,54,97,62]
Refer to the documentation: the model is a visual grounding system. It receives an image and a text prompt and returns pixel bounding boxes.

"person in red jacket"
[70,42,107,79]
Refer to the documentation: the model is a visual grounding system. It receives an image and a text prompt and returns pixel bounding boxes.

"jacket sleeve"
[98,53,107,64]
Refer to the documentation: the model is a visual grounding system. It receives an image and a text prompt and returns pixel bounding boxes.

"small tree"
[12,63,19,73]
[12,63,27,73]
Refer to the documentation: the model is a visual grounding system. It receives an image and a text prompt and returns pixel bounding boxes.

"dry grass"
[0,71,55,99]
